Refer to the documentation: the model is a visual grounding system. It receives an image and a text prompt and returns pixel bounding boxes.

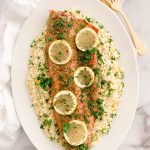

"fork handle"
[119,10,147,55]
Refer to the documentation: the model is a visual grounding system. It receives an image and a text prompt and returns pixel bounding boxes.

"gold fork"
[101,0,147,55]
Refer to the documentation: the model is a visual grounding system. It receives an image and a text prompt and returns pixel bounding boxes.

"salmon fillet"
[46,10,99,149]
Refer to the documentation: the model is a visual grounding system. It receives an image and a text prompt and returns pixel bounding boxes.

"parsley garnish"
[50,137,55,141]
[40,118,52,129]
[88,99,105,120]
[108,38,113,43]
[63,122,71,133]
[86,17,92,23]
[99,24,104,29]
[111,113,116,118]
[58,33,64,39]
[88,100,95,109]
[67,23,73,28]
[38,64,48,72]
[76,10,81,14]
[28,59,34,65]
[97,98,103,105]
[43,119,52,126]
[48,37,54,42]
[58,75,63,82]
[97,52,104,64]
[83,115,90,123]
[120,71,124,79]
[67,77,73,83]
[121,82,124,88]
[78,144,89,150]
[79,48,97,63]
[101,80,107,85]
[93,67,100,75]
[30,40,36,47]
[40,124,44,129]
[37,75,52,90]
[54,21,64,28]
[93,106,105,120]
[73,113,78,119]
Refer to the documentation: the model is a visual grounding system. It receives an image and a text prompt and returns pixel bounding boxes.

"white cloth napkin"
[0,0,42,150]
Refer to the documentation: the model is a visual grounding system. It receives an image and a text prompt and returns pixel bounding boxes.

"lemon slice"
[48,40,72,65]
[74,67,95,88]
[63,120,88,146]
[75,27,99,51]
[53,90,77,115]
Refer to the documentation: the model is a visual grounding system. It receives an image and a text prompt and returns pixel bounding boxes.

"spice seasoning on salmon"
[45,10,101,149]
[27,9,124,150]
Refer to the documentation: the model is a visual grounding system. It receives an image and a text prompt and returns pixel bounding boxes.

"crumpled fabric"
[0,0,42,150]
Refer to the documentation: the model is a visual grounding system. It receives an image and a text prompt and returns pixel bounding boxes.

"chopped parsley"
[83,115,90,123]
[54,21,64,28]
[67,77,73,83]
[120,71,124,79]
[28,59,34,65]
[56,129,60,135]
[88,100,95,109]
[104,89,109,96]
[93,67,100,75]
[50,137,55,141]
[88,99,105,120]
[43,118,52,126]
[99,24,104,29]
[111,113,116,118]
[37,75,52,90]
[78,144,89,150]
[38,64,48,72]
[30,40,36,47]
[86,17,92,23]
[58,33,64,39]
[108,38,113,43]
[73,113,78,119]
[109,65,112,71]
[107,71,111,76]
[40,124,44,129]
[48,105,54,110]
[121,82,124,88]
[97,52,104,64]
[76,10,81,14]
[94,106,105,120]
[108,89,115,95]
[58,33,64,40]
[40,118,52,129]
[81,98,84,103]
[81,50,91,63]
[67,22,73,28]
[48,37,54,42]
[97,98,103,105]
[58,75,63,82]
[43,113,48,117]
[79,48,97,63]
[90,47,97,53]
[101,80,107,85]
[81,88,88,92]
[63,122,71,133]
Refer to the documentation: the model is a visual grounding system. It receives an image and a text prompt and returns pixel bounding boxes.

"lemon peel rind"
[63,120,88,146]
[53,90,77,115]
[74,67,95,88]
[48,40,72,65]
[75,27,99,52]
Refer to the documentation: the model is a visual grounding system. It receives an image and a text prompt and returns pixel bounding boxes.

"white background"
[0,0,150,150]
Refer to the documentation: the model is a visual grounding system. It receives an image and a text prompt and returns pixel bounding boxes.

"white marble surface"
[1,0,150,150]
[118,0,150,150]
